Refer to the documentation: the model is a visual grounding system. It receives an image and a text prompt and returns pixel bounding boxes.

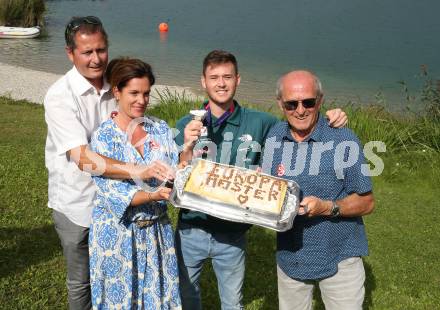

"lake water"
[1,0,439,111]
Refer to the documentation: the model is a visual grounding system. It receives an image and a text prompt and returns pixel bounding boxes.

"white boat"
[0,26,40,39]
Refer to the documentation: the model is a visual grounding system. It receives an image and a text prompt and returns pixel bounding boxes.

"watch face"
[331,202,340,217]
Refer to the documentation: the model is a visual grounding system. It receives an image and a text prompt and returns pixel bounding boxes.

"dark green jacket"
[174,101,278,233]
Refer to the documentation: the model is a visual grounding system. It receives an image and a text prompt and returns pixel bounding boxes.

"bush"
[0,0,45,27]
[149,88,201,127]
[338,104,440,153]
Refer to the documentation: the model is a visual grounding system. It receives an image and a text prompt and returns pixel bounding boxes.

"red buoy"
[158,22,169,32]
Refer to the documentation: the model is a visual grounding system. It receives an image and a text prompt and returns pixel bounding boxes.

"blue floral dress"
[89,117,181,310]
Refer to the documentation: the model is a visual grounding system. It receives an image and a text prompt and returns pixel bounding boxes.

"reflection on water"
[1,0,439,110]
[159,32,168,44]
[0,3,72,74]
[0,33,69,74]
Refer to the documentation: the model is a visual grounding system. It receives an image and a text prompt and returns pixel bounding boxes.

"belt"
[135,213,169,228]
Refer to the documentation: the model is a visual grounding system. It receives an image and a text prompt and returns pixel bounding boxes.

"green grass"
[343,104,440,153]
[0,0,45,27]
[1,95,439,309]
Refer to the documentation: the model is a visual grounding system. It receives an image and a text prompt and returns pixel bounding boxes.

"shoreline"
[0,62,200,105]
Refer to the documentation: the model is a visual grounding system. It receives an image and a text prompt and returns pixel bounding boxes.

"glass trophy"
[189,109,213,160]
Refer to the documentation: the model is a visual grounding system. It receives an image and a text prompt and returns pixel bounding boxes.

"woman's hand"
[131,187,173,206]
[149,187,172,201]
[140,160,175,181]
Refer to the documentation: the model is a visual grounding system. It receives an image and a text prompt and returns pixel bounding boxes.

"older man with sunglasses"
[262,70,375,310]
[44,16,173,309]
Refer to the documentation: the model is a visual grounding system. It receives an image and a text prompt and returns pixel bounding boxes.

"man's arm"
[67,145,175,181]
[298,192,375,217]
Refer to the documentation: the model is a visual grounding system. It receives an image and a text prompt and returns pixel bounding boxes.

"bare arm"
[336,192,375,217]
[130,187,172,206]
[67,145,175,181]
[299,192,375,217]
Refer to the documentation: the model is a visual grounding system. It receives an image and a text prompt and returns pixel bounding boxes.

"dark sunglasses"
[282,97,318,111]
[65,16,102,36]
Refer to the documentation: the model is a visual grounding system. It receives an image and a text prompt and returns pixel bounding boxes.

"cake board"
[170,159,300,232]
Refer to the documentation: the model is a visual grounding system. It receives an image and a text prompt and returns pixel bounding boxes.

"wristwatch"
[330,201,341,217]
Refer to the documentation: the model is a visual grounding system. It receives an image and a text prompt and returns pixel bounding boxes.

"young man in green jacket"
[174,50,347,309]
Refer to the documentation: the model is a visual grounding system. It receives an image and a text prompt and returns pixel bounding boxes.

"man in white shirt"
[44,16,173,310]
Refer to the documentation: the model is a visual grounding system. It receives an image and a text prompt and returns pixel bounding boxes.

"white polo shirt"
[44,66,117,227]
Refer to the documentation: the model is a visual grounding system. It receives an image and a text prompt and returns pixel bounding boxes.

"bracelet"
[148,192,152,202]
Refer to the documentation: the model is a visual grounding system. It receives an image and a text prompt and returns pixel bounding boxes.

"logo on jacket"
[238,134,253,142]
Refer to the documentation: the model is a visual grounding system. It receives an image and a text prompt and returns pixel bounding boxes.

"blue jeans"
[175,222,246,310]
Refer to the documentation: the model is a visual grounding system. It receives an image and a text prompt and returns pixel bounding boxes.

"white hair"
[276,71,323,99]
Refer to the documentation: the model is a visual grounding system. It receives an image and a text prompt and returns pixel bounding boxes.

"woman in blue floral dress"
[89,58,181,309]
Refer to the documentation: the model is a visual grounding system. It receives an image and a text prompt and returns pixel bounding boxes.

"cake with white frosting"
[184,160,288,214]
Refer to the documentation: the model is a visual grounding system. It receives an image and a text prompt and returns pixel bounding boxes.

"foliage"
[0,0,45,27]
[0,96,439,309]
[148,87,201,127]
[338,104,440,153]
[397,65,440,121]
[420,69,440,121]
